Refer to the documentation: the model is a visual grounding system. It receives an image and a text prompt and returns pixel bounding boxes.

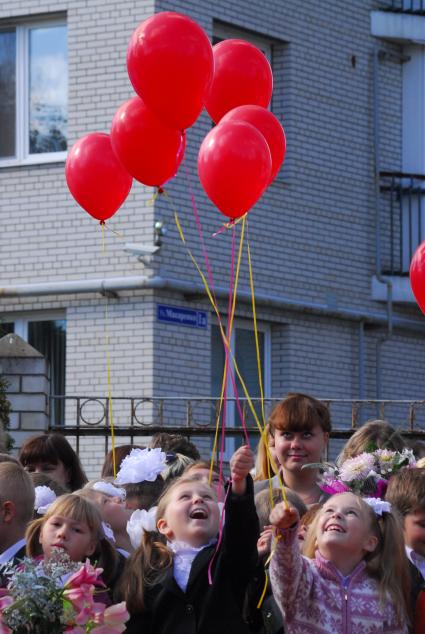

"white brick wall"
[1,0,424,474]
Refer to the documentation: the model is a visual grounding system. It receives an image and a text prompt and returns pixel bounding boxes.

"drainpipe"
[1,275,425,332]
[373,47,394,400]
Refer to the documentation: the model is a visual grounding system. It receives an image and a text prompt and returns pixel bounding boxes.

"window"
[213,22,273,62]
[2,314,66,425]
[211,320,271,455]
[0,17,67,166]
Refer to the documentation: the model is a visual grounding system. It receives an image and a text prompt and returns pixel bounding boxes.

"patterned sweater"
[269,525,408,634]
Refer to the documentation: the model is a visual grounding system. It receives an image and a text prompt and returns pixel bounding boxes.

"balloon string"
[207,483,230,585]
[174,211,286,503]
[174,212,258,436]
[256,534,282,609]
[104,299,117,478]
[103,223,125,239]
[212,213,248,238]
[180,166,248,454]
[101,222,106,254]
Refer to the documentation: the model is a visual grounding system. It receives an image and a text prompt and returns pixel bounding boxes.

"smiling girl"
[269,492,411,633]
[118,445,259,634]
[255,393,331,506]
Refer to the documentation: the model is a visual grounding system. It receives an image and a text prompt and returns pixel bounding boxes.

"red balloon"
[410,241,425,314]
[65,133,132,222]
[220,105,286,184]
[205,40,273,124]
[111,96,185,187]
[198,120,272,219]
[127,12,213,130]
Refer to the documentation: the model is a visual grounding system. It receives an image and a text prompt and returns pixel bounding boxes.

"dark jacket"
[125,476,259,634]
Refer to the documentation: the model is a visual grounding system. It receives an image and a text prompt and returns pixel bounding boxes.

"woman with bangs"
[254,393,331,506]
[19,433,87,492]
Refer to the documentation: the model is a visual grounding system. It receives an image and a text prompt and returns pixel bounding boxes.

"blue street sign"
[157,304,208,329]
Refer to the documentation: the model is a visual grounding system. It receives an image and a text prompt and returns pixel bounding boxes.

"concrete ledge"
[371,275,415,302]
[371,10,425,43]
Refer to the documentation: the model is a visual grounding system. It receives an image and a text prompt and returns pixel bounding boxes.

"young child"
[118,445,259,633]
[244,488,307,634]
[26,493,120,592]
[19,433,88,491]
[269,492,411,633]
[80,480,134,556]
[255,393,331,506]
[386,467,425,630]
[337,419,405,465]
[0,462,35,568]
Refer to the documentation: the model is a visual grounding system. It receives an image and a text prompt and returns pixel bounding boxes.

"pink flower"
[370,478,388,499]
[64,628,85,634]
[320,480,350,495]
[65,561,104,589]
[91,602,129,633]
[64,583,95,611]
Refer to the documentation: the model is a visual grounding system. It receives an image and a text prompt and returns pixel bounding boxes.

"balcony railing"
[380,171,425,275]
[37,395,425,458]
[379,0,425,14]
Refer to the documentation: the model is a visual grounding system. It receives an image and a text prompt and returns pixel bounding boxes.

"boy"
[0,462,35,566]
[386,467,425,630]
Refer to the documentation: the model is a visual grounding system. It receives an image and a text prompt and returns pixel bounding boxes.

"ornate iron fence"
[47,395,425,457]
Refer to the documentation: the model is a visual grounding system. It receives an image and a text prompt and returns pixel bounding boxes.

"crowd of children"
[1,394,425,633]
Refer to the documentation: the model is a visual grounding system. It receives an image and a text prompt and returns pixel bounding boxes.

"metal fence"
[48,395,425,457]
[380,171,425,275]
[379,0,425,14]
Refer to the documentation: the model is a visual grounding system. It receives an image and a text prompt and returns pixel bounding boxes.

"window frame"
[0,16,67,168]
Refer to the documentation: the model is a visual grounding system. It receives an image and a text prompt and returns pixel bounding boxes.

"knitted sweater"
[269,526,408,634]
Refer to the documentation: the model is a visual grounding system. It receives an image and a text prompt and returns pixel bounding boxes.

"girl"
[80,480,134,556]
[118,445,259,634]
[269,492,411,633]
[337,419,405,465]
[19,434,87,491]
[255,393,331,506]
[26,493,120,592]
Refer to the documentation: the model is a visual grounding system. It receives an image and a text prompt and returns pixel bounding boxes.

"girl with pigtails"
[116,445,259,634]
[269,492,411,633]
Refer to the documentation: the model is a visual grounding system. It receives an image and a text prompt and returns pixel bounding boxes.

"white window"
[0,313,66,425]
[0,17,67,167]
[211,320,271,455]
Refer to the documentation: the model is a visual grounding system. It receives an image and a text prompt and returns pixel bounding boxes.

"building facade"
[1,0,425,476]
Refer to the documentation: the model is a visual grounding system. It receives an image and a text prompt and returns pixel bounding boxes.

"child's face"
[25,460,69,489]
[187,467,225,501]
[39,514,96,562]
[404,509,425,558]
[157,481,220,548]
[92,492,132,532]
[316,493,378,562]
[274,424,329,474]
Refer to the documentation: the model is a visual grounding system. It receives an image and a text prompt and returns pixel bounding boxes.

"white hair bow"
[364,497,391,516]
[115,448,166,485]
[34,485,57,515]
[126,507,158,548]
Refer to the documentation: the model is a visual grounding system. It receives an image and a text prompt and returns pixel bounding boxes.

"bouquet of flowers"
[0,550,129,634]
[309,447,416,499]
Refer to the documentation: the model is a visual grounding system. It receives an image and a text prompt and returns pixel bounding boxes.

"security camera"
[124,243,160,257]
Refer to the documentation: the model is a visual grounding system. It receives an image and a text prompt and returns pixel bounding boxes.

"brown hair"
[101,444,146,478]
[268,393,331,434]
[303,493,411,626]
[19,434,87,491]
[0,462,35,525]
[385,468,425,517]
[337,420,405,466]
[30,472,68,497]
[26,493,119,587]
[150,433,200,461]
[124,476,165,510]
[255,487,307,530]
[116,476,215,613]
